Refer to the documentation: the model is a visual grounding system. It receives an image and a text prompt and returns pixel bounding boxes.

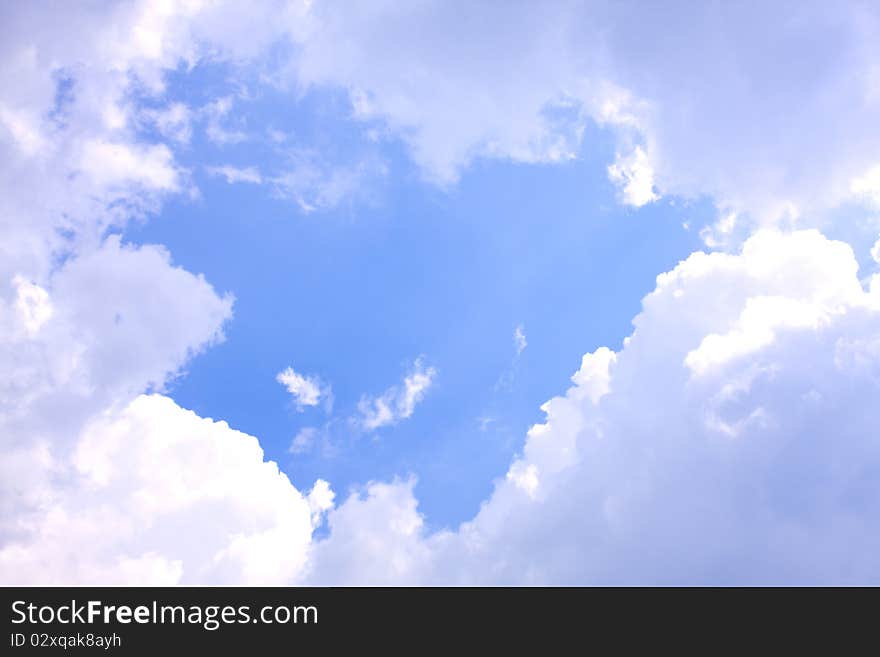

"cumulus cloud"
[0,395,323,585]
[12,275,53,336]
[286,1,589,186]
[357,358,436,431]
[851,166,880,208]
[0,0,303,585]
[283,1,880,235]
[304,477,437,585]
[308,230,880,584]
[5,0,880,588]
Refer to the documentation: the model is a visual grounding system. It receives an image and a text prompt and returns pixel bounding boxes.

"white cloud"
[357,358,436,431]
[514,324,527,356]
[506,461,540,499]
[0,394,323,585]
[270,150,387,213]
[208,165,263,185]
[79,139,180,192]
[496,324,529,390]
[142,102,193,144]
[0,0,288,585]
[287,1,589,186]
[12,275,53,336]
[851,165,880,208]
[282,1,880,236]
[303,477,437,585]
[308,230,880,584]
[607,146,659,207]
[276,366,326,410]
[289,427,317,455]
[5,0,880,587]
[205,151,383,213]
[307,479,335,526]
[4,2,874,228]
[202,96,248,145]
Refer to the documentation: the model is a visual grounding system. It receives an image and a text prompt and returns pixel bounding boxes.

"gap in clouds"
[125,69,716,530]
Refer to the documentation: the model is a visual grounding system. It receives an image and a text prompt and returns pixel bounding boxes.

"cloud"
[283,1,880,235]
[496,324,529,390]
[289,427,318,454]
[514,324,528,356]
[12,275,53,336]
[0,0,295,584]
[0,394,323,585]
[851,165,880,208]
[357,358,436,431]
[269,150,387,213]
[208,165,263,185]
[8,2,880,227]
[141,102,193,144]
[607,146,659,207]
[276,366,327,410]
[79,140,181,192]
[287,1,589,186]
[205,151,383,213]
[303,477,436,585]
[5,0,880,587]
[202,96,248,145]
[308,230,880,584]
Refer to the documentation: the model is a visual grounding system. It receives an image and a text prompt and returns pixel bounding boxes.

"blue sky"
[127,66,711,529]
[4,1,880,585]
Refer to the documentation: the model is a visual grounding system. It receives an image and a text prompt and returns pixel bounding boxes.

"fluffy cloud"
[287,1,590,186]
[0,1,314,585]
[851,166,880,209]
[4,1,880,587]
[284,1,880,232]
[8,2,880,229]
[607,146,659,207]
[0,395,323,585]
[307,230,880,584]
[357,358,436,431]
[303,477,439,585]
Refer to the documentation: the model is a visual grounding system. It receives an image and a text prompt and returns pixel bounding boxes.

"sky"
[2,0,880,585]
[127,75,709,529]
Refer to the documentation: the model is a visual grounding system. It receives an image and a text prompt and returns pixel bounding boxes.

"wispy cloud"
[289,427,318,454]
[207,165,263,185]
[496,323,528,390]
[513,324,528,356]
[270,149,387,213]
[202,96,248,145]
[276,366,330,411]
[357,358,436,431]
